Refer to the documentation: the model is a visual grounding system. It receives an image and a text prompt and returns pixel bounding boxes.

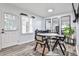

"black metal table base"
[52,39,66,55]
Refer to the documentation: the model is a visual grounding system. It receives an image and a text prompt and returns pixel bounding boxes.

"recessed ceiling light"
[48,9,53,12]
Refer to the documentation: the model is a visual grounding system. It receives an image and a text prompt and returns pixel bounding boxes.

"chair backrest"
[35,30,49,41]
[55,26,59,34]
[56,35,66,41]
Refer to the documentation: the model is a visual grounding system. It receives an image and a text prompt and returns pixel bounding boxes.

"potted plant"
[63,26,75,49]
[63,26,75,39]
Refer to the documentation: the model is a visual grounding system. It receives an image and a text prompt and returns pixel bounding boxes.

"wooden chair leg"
[34,42,38,51]
[42,44,46,56]
[40,44,43,47]
[58,42,65,55]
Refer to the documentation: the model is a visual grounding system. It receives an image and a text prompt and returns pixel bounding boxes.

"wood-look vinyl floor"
[0,41,77,56]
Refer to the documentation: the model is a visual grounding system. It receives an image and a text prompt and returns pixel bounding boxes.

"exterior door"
[0,12,18,48]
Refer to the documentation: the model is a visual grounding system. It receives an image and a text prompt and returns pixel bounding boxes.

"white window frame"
[21,15,33,34]
[45,14,72,34]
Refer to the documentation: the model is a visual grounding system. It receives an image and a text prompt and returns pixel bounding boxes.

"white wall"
[0,3,44,45]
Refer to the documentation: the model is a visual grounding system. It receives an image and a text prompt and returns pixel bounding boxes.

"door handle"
[1,29,4,33]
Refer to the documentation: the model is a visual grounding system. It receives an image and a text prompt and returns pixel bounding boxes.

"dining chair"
[34,29,50,56]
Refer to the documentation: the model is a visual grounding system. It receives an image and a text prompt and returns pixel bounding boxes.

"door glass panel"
[4,13,17,30]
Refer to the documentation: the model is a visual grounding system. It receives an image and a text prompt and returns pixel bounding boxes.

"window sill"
[21,32,33,35]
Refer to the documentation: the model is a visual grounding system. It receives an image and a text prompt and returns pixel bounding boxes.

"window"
[4,13,17,30]
[52,18,59,32]
[45,19,51,30]
[21,15,32,34]
[61,15,71,34]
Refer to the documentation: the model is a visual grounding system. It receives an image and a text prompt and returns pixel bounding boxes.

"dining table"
[37,33,64,37]
[37,33,66,55]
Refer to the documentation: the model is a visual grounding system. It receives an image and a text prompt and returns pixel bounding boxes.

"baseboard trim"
[0,40,34,50]
[17,40,34,45]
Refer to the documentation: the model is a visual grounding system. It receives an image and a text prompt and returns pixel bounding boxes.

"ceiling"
[10,3,74,17]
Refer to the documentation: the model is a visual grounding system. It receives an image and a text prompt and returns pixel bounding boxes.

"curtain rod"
[20,13,28,16]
